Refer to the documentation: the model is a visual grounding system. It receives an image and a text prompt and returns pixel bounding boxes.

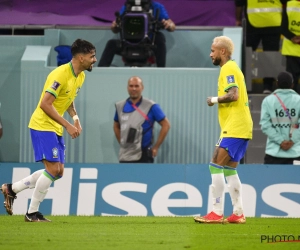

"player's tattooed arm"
[218,86,239,103]
[67,102,77,117]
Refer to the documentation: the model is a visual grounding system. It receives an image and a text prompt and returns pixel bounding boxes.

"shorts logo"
[51,81,61,90]
[226,75,235,84]
[52,148,58,158]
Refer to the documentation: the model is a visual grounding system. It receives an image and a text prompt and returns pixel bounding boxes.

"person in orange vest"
[235,0,288,94]
[281,0,300,93]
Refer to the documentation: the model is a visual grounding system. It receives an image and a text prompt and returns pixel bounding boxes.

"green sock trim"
[223,166,237,177]
[54,175,62,181]
[43,171,55,182]
[209,163,224,174]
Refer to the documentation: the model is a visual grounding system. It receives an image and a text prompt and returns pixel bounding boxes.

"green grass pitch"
[0,216,299,250]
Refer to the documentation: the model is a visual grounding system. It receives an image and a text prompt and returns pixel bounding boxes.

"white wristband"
[72,115,79,121]
[211,97,219,104]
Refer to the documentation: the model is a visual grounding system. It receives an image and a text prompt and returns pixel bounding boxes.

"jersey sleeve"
[45,71,67,98]
[150,104,166,122]
[153,2,169,20]
[119,5,125,15]
[114,110,119,122]
[221,65,239,92]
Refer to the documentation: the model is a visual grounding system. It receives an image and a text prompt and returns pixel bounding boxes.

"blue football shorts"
[216,137,249,162]
[30,129,65,163]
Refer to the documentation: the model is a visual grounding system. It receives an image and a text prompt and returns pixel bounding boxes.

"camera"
[116,0,161,67]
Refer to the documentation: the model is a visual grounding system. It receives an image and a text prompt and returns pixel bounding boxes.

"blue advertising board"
[0,163,299,217]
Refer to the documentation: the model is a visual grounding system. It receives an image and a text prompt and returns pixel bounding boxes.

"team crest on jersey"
[52,148,58,158]
[51,81,61,90]
[226,75,235,84]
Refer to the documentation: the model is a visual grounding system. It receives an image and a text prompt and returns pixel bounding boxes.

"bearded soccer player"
[1,39,97,222]
[194,36,253,224]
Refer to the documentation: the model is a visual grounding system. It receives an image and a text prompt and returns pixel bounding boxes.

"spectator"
[113,76,170,163]
[194,36,253,224]
[235,0,288,94]
[98,1,175,67]
[0,39,97,222]
[260,71,300,164]
[281,0,300,93]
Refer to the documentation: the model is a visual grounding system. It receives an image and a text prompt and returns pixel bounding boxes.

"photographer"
[98,0,175,67]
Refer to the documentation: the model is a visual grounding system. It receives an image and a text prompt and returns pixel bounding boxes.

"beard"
[212,57,221,66]
[85,63,94,72]
[86,65,93,72]
[129,92,141,100]
[130,95,139,100]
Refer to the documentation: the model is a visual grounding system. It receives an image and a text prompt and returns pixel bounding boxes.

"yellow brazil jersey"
[28,62,85,136]
[217,60,253,139]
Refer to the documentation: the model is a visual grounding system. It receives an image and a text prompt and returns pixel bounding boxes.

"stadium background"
[0,0,299,217]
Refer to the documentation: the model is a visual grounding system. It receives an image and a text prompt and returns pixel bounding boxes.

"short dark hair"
[71,39,96,56]
[277,71,293,89]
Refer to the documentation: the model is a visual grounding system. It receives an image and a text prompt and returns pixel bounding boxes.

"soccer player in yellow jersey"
[1,39,97,222]
[194,36,253,224]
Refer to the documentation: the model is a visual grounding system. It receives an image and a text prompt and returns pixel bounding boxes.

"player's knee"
[55,165,64,180]
[44,161,63,177]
